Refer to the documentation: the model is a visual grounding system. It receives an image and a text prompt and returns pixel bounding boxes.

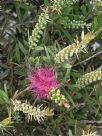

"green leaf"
[16,6,22,23]
[93,17,98,30]
[0,63,9,69]
[0,117,13,126]
[47,47,54,57]
[0,70,10,80]
[81,5,88,16]
[99,96,102,103]
[18,42,27,55]
[44,0,49,6]
[68,129,73,136]
[32,46,44,55]
[15,44,20,62]
[44,46,51,60]
[61,29,74,42]
[0,90,9,105]
[65,91,76,107]
[59,63,72,69]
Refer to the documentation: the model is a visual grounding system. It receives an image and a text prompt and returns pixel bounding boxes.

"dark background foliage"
[0,0,102,135]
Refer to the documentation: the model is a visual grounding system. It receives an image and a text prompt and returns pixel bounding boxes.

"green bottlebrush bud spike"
[49,88,70,108]
[28,8,50,48]
[62,17,91,29]
[12,99,54,123]
[76,71,102,89]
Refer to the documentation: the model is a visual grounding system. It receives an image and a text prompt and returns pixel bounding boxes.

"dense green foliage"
[0,0,102,135]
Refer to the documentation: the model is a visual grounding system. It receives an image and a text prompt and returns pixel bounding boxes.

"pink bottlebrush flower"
[29,67,58,98]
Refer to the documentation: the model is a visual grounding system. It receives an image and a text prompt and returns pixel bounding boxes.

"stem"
[15,87,29,99]
[74,50,102,67]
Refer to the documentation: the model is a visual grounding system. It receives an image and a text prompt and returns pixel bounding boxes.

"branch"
[74,50,102,67]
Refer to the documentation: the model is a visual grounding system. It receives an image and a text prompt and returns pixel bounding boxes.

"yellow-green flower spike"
[76,71,102,89]
[28,8,49,48]
[50,0,78,14]
[82,130,97,136]
[55,43,85,64]
[55,32,95,64]
[11,99,54,123]
[81,32,95,44]
[50,0,65,14]
[49,88,70,108]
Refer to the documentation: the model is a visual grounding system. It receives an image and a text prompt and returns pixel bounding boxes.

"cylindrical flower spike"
[82,130,98,136]
[49,88,70,108]
[81,32,95,44]
[76,71,102,89]
[12,99,54,123]
[55,32,95,64]
[50,0,65,14]
[50,0,78,14]
[28,8,50,48]
[55,43,85,64]
[29,67,58,98]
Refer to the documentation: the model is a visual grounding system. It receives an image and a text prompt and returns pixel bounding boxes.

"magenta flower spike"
[29,66,70,108]
[29,67,58,98]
